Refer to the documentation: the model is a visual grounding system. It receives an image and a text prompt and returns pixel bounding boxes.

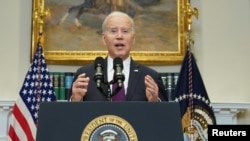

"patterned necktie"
[112,83,126,101]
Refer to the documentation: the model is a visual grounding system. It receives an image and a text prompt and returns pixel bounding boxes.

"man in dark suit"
[69,11,168,102]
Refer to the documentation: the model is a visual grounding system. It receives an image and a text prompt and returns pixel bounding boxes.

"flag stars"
[33,90,37,95]
[179,96,183,101]
[41,66,45,72]
[48,90,53,95]
[35,74,40,79]
[46,97,52,102]
[35,81,38,87]
[42,58,45,64]
[193,93,197,98]
[24,82,29,87]
[42,97,45,101]
[205,99,209,104]
[26,74,31,80]
[42,89,46,95]
[209,103,213,107]
[32,97,36,102]
[34,112,38,119]
[43,82,48,88]
[22,89,27,95]
[39,74,44,79]
[45,74,49,80]
[183,93,188,99]
[36,97,41,103]
[35,104,39,111]
[30,82,35,87]
[189,93,193,98]
[30,104,35,111]
[196,94,201,99]
[27,97,31,103]
[174,93,212,105]
[49,83,53,87]
[32,74,36,80]
[29,89,33,95]
[33,67,37,72]
[202,97,206,102]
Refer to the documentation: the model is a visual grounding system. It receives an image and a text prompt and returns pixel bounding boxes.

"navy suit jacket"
[69,58,168,101]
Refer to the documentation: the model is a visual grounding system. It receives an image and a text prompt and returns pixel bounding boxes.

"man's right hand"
[71,73,90,102]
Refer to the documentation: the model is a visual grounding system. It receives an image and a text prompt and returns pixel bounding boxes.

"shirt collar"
[107,56,130,70]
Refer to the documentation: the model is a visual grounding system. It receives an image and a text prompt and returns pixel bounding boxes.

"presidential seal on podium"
[81,115,138,141]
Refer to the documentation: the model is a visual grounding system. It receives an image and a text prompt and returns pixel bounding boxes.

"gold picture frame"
[31,0,189,65]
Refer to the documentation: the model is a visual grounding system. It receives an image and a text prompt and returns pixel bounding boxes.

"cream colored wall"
[199,0,250,102]
[0,0,250,121]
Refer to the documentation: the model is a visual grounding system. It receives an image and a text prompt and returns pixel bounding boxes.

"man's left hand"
[145,75,160,102]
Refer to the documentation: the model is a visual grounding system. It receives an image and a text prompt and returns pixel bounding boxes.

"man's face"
[102,15,135,60]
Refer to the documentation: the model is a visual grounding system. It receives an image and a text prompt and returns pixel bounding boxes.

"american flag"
[172,50,216,141]
[8,41,57,141]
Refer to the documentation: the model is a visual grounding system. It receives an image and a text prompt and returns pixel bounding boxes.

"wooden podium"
[36,101,184,141]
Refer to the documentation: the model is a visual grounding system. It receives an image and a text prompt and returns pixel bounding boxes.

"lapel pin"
[134,69,139,72]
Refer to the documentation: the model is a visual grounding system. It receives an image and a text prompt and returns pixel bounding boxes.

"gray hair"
[102,11,135,34]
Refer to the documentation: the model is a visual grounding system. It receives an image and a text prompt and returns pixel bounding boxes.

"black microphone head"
[94,57,104,85]
[113,57,123,69]
[94,57,104,69]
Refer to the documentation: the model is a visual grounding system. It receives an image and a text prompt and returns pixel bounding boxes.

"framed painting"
[31,0,189,65]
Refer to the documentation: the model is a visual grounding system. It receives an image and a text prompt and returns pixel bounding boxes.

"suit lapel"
[126,60,141,100]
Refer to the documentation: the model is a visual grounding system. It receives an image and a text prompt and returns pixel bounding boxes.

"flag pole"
[184,1,199,52]
[33,0,51,44]
[32,0,52,125]
[173,3,216,140]
[183,1,199,140]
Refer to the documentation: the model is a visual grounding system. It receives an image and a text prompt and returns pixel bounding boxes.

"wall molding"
[0,100,14,141]
[211,102,250,124]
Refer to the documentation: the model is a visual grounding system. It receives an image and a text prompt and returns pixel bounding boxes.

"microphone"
[113,57,125,87]
[94,57,105,88]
